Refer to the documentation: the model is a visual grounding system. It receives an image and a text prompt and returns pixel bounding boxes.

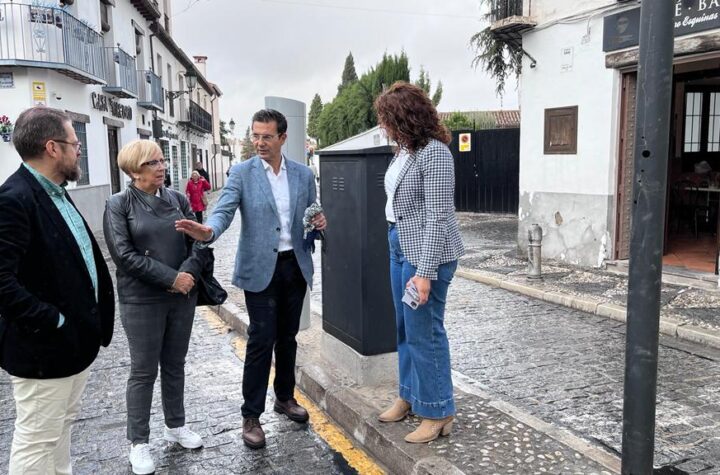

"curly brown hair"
[374,81,451,152]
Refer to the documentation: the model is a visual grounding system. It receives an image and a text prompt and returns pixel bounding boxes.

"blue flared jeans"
[388,224,457,419]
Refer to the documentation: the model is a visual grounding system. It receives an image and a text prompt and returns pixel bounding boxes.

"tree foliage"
[414,66,443,107]
[307,93,323,140]
[469,1,523,96]
[338,52,358,93]
[443,112,474,131]
[317,52,411,148]
[442,111,496,131]
[219,120,230,146]
[240,126,254,161]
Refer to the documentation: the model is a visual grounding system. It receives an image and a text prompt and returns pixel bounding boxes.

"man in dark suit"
[0,107,115,474]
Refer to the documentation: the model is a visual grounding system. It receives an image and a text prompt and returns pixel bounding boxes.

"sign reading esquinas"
[603,0,720,52]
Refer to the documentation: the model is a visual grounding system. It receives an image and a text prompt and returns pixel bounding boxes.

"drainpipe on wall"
[209,94,220,188]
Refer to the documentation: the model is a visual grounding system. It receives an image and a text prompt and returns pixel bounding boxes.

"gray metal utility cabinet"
[318,146,396,356]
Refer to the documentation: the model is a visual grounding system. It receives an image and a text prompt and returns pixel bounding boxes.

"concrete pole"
[264,96,307,164]
[621,2,674,473]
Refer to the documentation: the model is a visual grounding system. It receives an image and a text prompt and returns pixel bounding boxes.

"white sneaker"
[128,443,155,475]
[164,425,203,449]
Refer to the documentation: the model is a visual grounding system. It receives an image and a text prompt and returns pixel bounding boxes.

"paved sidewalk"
[453,213,720,349]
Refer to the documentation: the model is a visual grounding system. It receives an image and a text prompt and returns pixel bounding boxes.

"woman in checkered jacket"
[374,82,465,444]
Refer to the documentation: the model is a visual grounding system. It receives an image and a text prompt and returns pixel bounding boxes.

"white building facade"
[0,0,224,231]
[499,0,720,272]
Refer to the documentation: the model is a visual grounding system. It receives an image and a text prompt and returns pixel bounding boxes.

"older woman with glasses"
[103,140,205,475]
[375,82,464,444]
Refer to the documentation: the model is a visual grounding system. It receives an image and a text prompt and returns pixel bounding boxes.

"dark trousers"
[241,253,306,418]
[194,211,203,223]
[120,298,197,443]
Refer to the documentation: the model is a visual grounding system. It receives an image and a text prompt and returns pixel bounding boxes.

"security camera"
[53,93,62,101]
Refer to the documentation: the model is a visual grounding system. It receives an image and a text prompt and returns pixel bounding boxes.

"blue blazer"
[207,155,316,293]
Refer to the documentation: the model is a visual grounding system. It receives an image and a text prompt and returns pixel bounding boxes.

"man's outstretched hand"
[175,219,213,242]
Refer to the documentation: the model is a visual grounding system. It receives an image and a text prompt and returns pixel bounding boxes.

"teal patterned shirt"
[23,164,98,313]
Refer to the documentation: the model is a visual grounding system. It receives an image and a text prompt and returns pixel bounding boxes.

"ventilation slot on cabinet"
[332,176,345,191]
[376,173,385,189]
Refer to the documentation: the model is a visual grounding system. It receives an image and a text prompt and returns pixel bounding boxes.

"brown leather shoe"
[242,418,265,449]
[404,416,454,444]
[273,398,309,423]
[378,398,411,422]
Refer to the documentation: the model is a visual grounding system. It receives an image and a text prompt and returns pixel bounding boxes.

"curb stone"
[456,267,720,351]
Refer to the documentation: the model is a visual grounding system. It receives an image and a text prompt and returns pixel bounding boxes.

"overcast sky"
[172,0,519,134]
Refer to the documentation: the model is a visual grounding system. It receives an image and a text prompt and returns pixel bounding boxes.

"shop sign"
[91,92,132,120]
[603,0,720,52]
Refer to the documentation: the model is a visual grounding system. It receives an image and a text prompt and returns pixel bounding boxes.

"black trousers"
[194,211,203,223]
[241,253,306,418]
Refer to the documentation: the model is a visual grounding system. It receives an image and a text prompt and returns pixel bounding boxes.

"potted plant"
[0,115,13,143]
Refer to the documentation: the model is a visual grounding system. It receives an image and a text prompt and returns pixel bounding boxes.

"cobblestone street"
[0,309,358,474]
[213,209,720,472]
[451,214,720,473]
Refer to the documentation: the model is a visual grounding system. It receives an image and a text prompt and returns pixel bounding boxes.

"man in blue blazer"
[176,109,326,449]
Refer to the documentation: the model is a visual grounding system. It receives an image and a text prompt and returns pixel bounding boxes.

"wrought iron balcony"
[178,99,212,134]
[489,0,536,42]
[102,47,138,98]
[0,3,107,84]
[137,69,164,112]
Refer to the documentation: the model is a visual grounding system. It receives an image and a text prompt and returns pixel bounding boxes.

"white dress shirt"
[384,150,408,223]
[262,156,293,251]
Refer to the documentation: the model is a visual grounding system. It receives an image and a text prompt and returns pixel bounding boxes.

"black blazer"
[0,165,115,379]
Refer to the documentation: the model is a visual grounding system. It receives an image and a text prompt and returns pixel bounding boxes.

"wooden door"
[107,127,120,194]
[616,72,637,260]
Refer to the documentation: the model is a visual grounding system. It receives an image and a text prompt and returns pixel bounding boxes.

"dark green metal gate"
[451,128,520,214]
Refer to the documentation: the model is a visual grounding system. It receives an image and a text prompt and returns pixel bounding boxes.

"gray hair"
[12,107,71,160]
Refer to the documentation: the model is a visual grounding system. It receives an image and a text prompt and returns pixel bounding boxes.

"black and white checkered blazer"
[390,139,465,279]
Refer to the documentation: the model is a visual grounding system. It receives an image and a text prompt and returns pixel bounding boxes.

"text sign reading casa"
[91,92,132,120]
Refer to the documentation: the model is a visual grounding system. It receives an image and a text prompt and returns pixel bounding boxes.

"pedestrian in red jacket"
[185,170,211,222]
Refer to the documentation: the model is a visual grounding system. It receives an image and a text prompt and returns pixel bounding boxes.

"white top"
[384,151,408,223]
[261,156,293,252]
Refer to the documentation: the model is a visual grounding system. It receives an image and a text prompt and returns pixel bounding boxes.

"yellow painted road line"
[200,308,386,475]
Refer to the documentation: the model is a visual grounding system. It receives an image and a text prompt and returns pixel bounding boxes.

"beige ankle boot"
[404,416,454,443]
[378,399,411,422]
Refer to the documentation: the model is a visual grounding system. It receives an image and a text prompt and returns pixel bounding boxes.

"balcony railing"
[0,3,107,84]
[137,70,164,112]
[489,0,535,42]
[102,47,138,98]
[178,99,212,134]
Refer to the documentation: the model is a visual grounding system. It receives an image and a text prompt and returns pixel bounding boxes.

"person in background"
[374,82,464,444]
[104,140,205,475]
[0,106,115,474]
[185,170,211,222]
[193,161,211,186]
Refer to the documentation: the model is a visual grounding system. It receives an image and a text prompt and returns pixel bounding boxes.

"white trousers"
[9,368,90,475]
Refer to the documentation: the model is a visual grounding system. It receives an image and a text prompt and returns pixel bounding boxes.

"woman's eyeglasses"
[140,159,170,169]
